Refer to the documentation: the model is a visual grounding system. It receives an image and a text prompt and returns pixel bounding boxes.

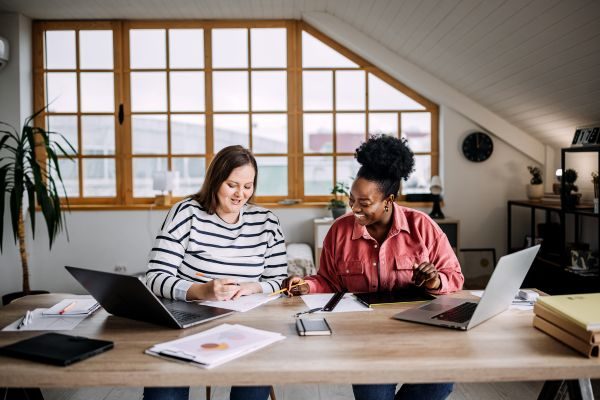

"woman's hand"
[412,262,441,290]
[230,282,262,300]
[186,278,241,301]
[281,276,310,296]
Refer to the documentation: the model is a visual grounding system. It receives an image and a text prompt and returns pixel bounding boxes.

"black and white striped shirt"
[146,198,288,300]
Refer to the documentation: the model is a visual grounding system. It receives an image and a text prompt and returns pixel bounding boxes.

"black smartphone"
[296,318,332,336]
[322,290,347,312]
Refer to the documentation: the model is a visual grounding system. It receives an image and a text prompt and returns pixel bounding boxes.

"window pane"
[131,72,167,112]
[368,74,425,110]
[132,157,167,197]
[83,158,116,197]
[80,72,114,112]
[336,71,365,110]
[52,158,79,197]
[336,156,360,190]
[213,114,249,152]
[81,116,115,155]
[403,155,430,195]
[47,115,78,155]
[369,113,397,136]
[170,71,205,112]
[302,31,357,68]
[251,71,286,111]
[79,30,113,69]
[303,71,332,111]
[46,73,77,112]
[172,157,205,197]
[303,114,332,153]
[171,114,205,154]
[130,29,166,69]
[132,115,167,154]
[252,114,287,154]
[213,71,248,111]
[212,29,247,68]
[402,112,431,152]
[169,29,203,69]
[336,113,365,153]
[251,28,286,68]
[45,31,75,69]
[256,157,287,196]
[304,156,333,195]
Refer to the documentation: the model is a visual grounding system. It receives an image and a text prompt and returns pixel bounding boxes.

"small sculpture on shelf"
[561,168,580,209]
[526,165,543,201]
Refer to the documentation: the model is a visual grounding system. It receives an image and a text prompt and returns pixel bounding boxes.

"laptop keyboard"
[167,308,204,325]
[431,302,478,323]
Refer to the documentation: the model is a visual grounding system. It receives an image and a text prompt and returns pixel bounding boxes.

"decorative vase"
[331,207,347,219]
[526,184,544,201]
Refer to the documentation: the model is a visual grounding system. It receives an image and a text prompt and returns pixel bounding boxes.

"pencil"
[269,281,306,296]
[59,301,76,315]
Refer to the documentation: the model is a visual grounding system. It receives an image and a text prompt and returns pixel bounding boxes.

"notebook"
[42,297,100,316]
[354,289,436,307]
[0,332,113,366]
[393,245,540,330]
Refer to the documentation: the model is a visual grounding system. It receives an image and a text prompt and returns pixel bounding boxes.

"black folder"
[355,289,436,307]
[0,332,113,366]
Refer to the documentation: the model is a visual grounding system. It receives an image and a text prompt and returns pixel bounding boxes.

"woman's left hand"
[230,282,262,300]
[412,262,441,290]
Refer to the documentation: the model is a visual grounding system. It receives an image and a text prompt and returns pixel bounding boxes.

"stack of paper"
[42,298,100,317]
[533,293,600,358]
[199,293,278,312]
[145,324,285,368]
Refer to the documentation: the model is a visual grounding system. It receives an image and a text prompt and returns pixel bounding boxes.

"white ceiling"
[1,0,599,149]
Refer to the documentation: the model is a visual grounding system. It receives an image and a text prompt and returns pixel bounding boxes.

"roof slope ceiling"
[1,0,599,149]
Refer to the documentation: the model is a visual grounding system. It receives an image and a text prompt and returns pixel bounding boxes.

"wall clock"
[462,132,493,162]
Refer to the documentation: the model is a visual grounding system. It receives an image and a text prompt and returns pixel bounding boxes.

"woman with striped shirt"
[144,145,286,400]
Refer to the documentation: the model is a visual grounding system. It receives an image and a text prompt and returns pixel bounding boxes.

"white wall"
[0,13,32,298]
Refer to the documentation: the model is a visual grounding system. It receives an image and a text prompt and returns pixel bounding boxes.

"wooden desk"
[0,294,599,389]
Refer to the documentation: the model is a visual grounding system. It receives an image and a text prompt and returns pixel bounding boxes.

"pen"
[59,301,76,315]
[355,296,371,309]
[294,307,322,317]
[270,281,307,297]
[16,310,31,330]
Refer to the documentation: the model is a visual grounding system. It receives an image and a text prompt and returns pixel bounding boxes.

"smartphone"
[295,318,332,336]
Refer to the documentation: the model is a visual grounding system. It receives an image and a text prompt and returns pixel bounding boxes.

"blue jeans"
[352,383,454,400]
[143,385,271,400]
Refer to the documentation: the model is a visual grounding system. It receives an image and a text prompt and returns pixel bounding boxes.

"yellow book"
[537,293,600,331]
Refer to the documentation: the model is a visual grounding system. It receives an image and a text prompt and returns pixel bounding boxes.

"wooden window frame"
[33,20,438,209]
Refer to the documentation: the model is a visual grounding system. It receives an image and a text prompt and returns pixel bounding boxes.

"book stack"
[541,192,561,204]
[533,293,600,358]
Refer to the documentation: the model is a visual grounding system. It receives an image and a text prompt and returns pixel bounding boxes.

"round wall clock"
[462,131,493,162]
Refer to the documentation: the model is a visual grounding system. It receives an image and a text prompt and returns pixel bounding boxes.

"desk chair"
[206,386,276,400]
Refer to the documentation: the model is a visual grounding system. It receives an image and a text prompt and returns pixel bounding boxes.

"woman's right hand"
[281,276,310,296]
[187,278,240,301]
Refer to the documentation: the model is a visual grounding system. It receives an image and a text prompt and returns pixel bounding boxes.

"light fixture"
[153,170,179,206]
[553,168,562,194]
[429,175,445,219]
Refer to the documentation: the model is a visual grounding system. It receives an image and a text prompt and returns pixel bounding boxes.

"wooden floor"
[41,381,548,400]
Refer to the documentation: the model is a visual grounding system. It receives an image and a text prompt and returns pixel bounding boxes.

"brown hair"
[191,145,258,214]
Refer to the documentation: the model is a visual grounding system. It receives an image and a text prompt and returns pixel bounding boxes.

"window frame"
[33,20,438,208]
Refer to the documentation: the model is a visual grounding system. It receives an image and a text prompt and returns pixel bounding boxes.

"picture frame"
[459,248,497,281]
[572,125,600,146]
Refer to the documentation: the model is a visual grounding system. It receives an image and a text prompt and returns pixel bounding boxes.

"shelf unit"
[507,145,599,293]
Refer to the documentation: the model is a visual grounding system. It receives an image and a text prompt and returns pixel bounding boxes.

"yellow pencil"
[270,281,306,296]
[59,301,76,315]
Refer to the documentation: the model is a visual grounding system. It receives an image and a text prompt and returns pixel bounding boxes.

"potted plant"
[328,182,349,219]
[0,108,74,305]
[526,165,543,201]
[561,168,580,209]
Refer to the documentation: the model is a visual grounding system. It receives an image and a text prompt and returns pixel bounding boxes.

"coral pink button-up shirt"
[305,203,464,294]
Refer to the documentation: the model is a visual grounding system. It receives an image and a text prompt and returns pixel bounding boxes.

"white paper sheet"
[300,293,372,313]
[43,297,100,316]
[199,293,279,312]
[470,290,537,310]
[2,308,87,331]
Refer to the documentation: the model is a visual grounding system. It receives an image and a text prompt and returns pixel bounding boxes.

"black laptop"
[65,266,234,329]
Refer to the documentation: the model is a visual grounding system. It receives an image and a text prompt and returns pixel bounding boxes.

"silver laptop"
[393,245,540,330]
[66,266,234,329]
